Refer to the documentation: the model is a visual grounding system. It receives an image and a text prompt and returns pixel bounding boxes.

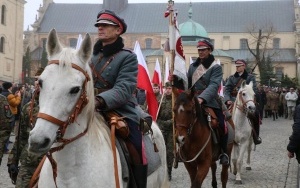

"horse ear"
[249,81,253,88]
[46,29,63,57]
[77,33,92,63]
[241,80,246,88]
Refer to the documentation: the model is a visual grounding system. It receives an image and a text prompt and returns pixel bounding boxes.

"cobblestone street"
[0,117,299,187]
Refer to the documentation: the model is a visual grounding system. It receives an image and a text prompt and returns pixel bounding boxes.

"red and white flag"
[164,56,170,84]
[134,41,158,121]
[152,58,163,94]
[216,59,224,97]
[166,9,188,90]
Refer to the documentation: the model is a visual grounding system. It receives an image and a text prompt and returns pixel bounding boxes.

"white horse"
[231,81,256,184]
[28,29,169,188]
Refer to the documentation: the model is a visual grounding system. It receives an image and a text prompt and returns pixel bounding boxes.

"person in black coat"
[287,104,300,164]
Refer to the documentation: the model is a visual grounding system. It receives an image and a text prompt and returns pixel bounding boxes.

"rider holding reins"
[224,59,262,145]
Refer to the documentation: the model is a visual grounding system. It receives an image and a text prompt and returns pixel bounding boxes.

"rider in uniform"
[172,39,229,165]
[91,10,147,188]
[224,59,262,145]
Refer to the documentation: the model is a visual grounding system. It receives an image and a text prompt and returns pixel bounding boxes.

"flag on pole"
[76,34,83,50]
[216,59,224,97]
[134,41,159,121]
[165,9,188,90]
[152,58,163,94]
[164,57,170,84]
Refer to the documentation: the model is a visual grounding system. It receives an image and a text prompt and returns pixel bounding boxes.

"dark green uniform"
[156,94,173,180]
[0,94,13,166]
[7,100,44,187]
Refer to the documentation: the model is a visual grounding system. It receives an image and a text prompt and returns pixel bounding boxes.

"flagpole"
[167,0,178,168]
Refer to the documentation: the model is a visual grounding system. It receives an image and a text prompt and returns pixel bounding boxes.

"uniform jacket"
[224,70,257,103]
[267,91,279,110]
[287,104,300,154]
[187,55,222,109]
[90,37,140,123]
[2,89,21,115]
[0,94,12,125]
[157,94,173,131]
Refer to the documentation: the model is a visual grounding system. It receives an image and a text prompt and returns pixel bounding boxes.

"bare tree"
[245,22,279,77]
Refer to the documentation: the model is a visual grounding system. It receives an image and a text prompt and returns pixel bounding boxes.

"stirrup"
[253,136,262,145]
[219,153,229,165]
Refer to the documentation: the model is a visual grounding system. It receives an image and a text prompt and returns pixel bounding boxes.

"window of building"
[273,38,280,49]
[275,67,283,80]
[0,37,4,53]
[145,38,152,49]
[69,38,77,48]
[240,39,248,49]
[1,5,6,25]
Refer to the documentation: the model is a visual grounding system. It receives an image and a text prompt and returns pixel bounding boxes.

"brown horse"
[173,90,233,188]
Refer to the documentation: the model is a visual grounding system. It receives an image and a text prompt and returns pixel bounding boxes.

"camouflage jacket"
[0,94,13,125]
[8,100,39,165]
[157,95,172,131]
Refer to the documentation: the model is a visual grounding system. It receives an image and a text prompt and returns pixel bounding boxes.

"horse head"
[173,90,206,145]
[28,29,93,154]
[235,80,256,115]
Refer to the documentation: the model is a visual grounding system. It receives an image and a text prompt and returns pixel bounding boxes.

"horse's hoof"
[246,166,251,170]
[235,180,243,184]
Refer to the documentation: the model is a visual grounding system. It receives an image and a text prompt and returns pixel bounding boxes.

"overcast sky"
[24,0,270,30]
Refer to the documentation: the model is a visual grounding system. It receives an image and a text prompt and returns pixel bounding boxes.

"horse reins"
[235,90,255,114]
[30,60,91,188]
[175,102,212,163]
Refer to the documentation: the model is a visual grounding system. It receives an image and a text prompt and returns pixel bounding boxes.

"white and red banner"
[76,34,83,50]
[166,9,188,90]
[134,41,158,121]
[152,58,163,94]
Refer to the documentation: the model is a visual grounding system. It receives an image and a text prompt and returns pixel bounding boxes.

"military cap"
[235,59,247,67]
[165,82,172,87]
[94,9,127,34]
[197,39,214,51]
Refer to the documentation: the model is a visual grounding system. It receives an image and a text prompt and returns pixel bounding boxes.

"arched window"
[145,38,152,49]
[1,5,6,25]
[0,37,5,53]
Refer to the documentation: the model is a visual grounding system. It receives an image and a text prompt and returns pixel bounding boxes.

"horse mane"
[54,47,111,146]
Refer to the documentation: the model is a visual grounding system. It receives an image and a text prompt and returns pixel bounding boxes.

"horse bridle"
[31,60,91,187]
[174,100,198,136]
[235,89,255,114]
[174,99,212,163]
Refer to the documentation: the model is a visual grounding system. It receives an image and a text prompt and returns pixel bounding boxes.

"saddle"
[204,107,219,129]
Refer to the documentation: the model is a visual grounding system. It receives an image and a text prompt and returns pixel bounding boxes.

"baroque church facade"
[2,0,300,85]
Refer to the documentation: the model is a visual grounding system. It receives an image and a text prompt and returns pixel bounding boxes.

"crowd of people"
[0,9,299,188]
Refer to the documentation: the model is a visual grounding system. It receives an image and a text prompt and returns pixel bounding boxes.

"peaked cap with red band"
[235,59,247,66]
[94,9,127,34]
[197,39,214,51]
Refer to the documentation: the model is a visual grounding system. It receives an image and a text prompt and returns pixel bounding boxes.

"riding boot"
[276,113,278,119]
[168,166,172,181]
[219,134,229,165]
[132,164,148,188]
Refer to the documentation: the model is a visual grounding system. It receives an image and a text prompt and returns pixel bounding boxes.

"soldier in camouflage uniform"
[0,93,13,166]
[7,68,44,187]
[156,82,173,180]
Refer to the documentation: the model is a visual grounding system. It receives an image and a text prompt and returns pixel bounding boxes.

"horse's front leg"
[191,160,211,188]
[235,141,248,184]
[210,162,217,188]
[231,143,239,175]
[220,163,230,188]
[184,162,197,185]
[245,138,253,170]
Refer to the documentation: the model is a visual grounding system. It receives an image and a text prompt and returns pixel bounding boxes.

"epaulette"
[122,48,133,53]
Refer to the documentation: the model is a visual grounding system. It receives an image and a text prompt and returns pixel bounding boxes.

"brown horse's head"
[173,90,207,145]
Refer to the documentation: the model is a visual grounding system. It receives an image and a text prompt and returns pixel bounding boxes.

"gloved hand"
[7,163,18,185]
[95,97,106,111]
